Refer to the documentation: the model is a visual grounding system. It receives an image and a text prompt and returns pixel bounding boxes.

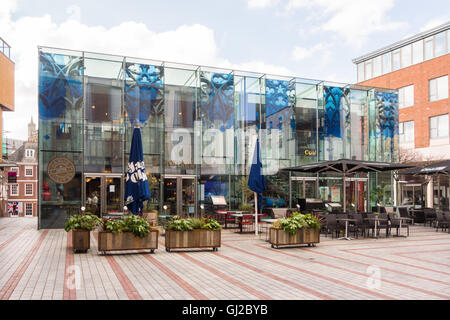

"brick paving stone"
[0,217,449,300]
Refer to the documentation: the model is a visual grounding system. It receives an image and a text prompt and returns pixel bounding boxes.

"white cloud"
[291,42,327,61]
[286,0,406,48]
[247,0,279,9]
[2,1,292,140]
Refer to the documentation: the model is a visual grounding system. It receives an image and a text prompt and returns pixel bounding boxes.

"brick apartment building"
[1,119,38,217]
[353,22,449,208]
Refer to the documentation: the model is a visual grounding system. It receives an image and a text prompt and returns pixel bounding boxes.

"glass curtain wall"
[38,49,84,229]
[124,58,164,213]
[38,47,401,228]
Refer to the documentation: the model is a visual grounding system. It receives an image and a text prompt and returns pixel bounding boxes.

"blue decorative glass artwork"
[375,92,398,140]
[39,52,83,121]
[323,86,349,138]
[125,63,164,125]
[200,72,234,132]
[265,79,289,117]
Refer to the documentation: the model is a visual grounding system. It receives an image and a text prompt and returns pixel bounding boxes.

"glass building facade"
[38,47,399,229]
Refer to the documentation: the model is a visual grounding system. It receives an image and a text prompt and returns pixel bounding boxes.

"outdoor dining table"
[364,217,388,238]
[231,213,264,233]
[336,218,356,240]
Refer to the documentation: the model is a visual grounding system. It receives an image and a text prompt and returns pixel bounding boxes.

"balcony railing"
[0,37,11,59]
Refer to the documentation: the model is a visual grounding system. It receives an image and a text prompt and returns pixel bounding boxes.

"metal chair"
[388,212,409,237]
[434,211,450,232]
[324,214,342,239]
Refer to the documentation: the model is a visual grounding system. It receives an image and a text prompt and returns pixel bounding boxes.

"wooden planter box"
[269,227,320,248]
[165,229,221,252]
[72,230,90,253]
[97,230,159,255]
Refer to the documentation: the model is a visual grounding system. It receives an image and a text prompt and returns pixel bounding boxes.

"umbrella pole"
[343,174,346,213]
[254,192,258,236]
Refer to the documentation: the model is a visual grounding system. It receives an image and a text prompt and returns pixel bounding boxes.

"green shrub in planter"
[273,212,321,235]
[102,215,151,238]
[165,216,221,231]
[64,212,102,232]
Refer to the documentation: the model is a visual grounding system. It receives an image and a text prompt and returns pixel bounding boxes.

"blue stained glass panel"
[125,63,164,125]
[200,72,234,132]
[39,52,83,121]
[265,79,290,117]
[375,92,398,140]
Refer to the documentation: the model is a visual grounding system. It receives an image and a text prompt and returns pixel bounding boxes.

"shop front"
[38,47,399,229]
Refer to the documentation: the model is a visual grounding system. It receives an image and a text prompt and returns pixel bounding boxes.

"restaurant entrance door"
[84,174,123,217]
[345,178,368,212]
[163,175,197,217]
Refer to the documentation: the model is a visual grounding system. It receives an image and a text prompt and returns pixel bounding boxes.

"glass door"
[163,175,197,217]
[85,176,101,216]
[163,178,177,215]
[104,177,121,215]
[346,178,367,212]
[181,177,196,217]
[84,174,123,217]
[305,179,317,198]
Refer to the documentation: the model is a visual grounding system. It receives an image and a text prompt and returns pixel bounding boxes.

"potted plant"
[269,212,322,248]
[164,216,221,252]
[238,204,254,212]
[64,212,102,253]
[97,214,159,255]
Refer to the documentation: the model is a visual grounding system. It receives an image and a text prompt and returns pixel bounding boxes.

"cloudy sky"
[1,0,449,140]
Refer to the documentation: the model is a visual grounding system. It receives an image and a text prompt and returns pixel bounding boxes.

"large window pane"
[295,83,317,164]
[365,60,372,79]
[430,114,449,139]
[435,31,446,57]
[401,44,412,68]
[357,63,365,82]
[429,75,449,102]
[392,50,401,71]
[399,121,414,143]
[425,36,434,60]
[399,85,414,108]
[373,56,381,78]
[382,52,392,74]
[412,40,423,64]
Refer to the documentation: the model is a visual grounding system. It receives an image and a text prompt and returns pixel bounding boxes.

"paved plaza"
[0,217,449,300]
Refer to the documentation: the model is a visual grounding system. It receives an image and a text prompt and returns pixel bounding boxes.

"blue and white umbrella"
[125,127,151,215]
[248,137,266,235]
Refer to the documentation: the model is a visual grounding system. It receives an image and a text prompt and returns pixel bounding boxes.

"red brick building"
[353,22,449,209]
[1,119,38,217]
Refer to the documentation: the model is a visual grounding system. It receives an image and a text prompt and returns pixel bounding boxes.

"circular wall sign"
[47,157,76,184]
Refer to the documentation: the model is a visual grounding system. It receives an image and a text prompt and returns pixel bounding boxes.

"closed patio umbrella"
[124,127,151,216]
[248,138,266,235]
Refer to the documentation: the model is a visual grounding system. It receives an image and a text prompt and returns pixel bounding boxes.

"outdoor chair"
[423,208,436,227]
[366,213,389,237]
[434,211,450,232]
[348,213,366,238]
[224,212,238,229]
[398,207,413,225]
[324,214,342,239]
[239,214,255,233]
[214,210,227,225]
[378,212,391,236]
[388,212,409,237]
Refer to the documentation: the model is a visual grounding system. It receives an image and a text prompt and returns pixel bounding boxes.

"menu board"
[210,195,227,205]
